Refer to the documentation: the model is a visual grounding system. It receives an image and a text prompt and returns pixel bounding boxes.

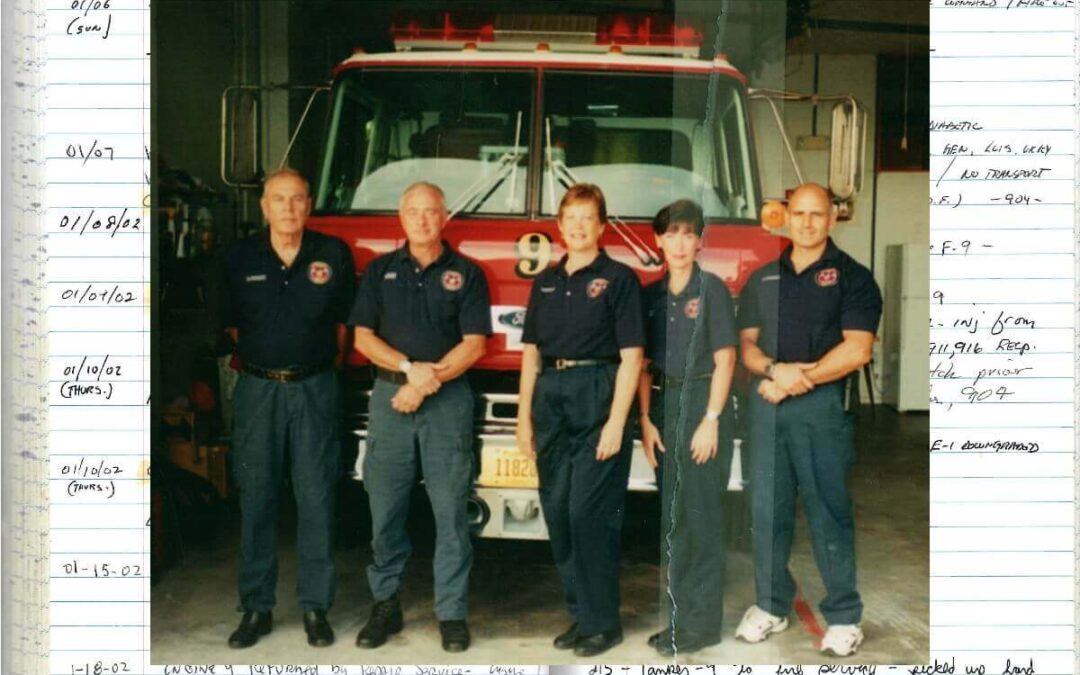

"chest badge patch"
[684,298,701,319]
[441,270,464,291]
[587,278,610,299]
[308,261,332,285]
[815,268,839,287]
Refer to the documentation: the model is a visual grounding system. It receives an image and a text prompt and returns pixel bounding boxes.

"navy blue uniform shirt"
[522,249,645,359]
[222,229,356,369]
[643,265,738,378]
[737,238,882,364]
[349,242,492,363]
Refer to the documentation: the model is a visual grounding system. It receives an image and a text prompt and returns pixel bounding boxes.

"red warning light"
[596,14,703,48]
[390,12,495,43]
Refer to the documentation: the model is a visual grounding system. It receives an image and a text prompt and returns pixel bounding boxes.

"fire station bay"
[152,1,930,666]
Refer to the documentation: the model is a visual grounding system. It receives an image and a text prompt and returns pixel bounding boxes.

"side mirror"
[829,98,867,202]
[220,85,263,188]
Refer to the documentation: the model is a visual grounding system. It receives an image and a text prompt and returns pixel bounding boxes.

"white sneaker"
[734,605,789,643]
[820,624,864,657]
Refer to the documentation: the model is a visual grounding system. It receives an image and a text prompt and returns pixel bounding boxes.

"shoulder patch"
[308,261,332,285]
[441,270,464,291]
[587,278,610,299]
[815,268,839,287]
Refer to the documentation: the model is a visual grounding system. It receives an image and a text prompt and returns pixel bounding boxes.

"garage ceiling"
[786,0,929,55]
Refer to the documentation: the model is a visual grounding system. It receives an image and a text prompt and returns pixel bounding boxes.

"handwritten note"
[45,1,152,675]
[927,0,1076,671]
[24,0,1077,673]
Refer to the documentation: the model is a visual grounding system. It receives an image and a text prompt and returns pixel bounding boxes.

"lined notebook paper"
[44,1,152,675]
[13,0,1076,673]
[926,1,1077,673]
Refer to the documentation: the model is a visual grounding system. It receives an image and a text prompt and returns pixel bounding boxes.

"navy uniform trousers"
[653,375,732,648]
[533,363,633,636]
[749,379,862,625]
[231,369,342,612]
[362,377,475,621]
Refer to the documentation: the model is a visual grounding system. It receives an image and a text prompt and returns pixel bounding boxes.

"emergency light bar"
[390,12,703,58]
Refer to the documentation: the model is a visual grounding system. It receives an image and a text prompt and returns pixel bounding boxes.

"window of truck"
[539,70,758,223]
[315,69,535,215]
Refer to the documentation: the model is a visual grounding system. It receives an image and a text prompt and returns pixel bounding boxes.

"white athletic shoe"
[820,624,864,657]
[734,605,789,643]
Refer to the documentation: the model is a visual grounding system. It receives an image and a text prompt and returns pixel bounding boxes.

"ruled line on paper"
[1073,0,1080,672]
[927,0,1077,673]
[45,1,153,675]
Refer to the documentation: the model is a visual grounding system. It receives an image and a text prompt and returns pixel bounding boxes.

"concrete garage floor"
[151,407,928,666]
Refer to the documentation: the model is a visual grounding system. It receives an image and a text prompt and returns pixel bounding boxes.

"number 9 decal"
[514,232,553,278]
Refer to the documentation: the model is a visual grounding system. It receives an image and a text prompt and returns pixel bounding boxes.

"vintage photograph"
[150,0,930,665]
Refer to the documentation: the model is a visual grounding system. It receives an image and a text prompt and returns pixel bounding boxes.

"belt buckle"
[271,370,290,383]
[555,358,570,370]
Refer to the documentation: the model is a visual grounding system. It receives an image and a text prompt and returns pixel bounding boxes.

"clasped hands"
[390,361,448,414]
[757,361,817,404]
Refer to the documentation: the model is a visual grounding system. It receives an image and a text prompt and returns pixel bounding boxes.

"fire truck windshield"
[315,67,758,223]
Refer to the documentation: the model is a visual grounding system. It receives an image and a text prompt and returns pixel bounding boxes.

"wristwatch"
[399,359,413,374]
[763,361,776,380]
[705,408,721,421]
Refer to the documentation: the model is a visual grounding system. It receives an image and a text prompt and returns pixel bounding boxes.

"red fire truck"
[224,13,866,540]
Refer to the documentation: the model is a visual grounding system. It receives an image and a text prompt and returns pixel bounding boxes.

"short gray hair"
[399,181,447,211]
[262,167,310,196]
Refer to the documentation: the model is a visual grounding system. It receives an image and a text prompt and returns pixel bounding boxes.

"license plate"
[478,444,538,489]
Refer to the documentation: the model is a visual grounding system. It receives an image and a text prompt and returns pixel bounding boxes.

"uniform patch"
[441,270,464,291]
[308,261,332,285]
[587,278,610,299]
[539,286,555,293]
[245,274,267,283]
[684,298,701,319]
[815,268,839,287]
[383,271,398,280]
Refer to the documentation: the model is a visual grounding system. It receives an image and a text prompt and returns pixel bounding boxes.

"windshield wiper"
[447,111,525,219]
[544,116,662,268]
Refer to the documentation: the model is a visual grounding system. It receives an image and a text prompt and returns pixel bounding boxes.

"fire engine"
[222,12,866,540]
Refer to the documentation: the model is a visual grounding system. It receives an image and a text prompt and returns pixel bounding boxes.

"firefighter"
[349,182,491,653]
[221,168,355,649]
[516,183,645,657]
[734,183,881,657]
[637,199,737,656]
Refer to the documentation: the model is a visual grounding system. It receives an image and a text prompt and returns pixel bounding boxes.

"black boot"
[439,620,471,652]
[303,609,334,647]
[227,610,273,649]
[647,628,670,649]
[554,623,580,650]
[573,627,623,657]
[355,595,404,649]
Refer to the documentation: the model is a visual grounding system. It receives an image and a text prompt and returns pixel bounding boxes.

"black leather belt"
[242,360,332,383]
[541,357,618,371]
[375,367,408,385]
